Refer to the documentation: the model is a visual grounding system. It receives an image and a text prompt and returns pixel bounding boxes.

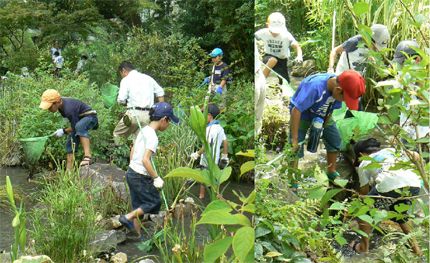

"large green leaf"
[219,166,232,184]
[239,161,255,177]
[202,200,233,215]
[235,150,255,158]
[197,211,251,226]
[320,189,342,208]
[203,237,232,263]
[353,2,369,16]
[232,226,254,262]
[165,167,210,185]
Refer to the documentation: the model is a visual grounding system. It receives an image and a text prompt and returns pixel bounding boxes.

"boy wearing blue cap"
[204,48,232,95]
[119,102,179,239]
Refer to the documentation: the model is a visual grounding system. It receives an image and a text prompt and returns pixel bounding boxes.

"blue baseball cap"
[152,102,179,123]
[209,48,223,58]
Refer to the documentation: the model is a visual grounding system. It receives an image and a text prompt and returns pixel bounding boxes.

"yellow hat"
[39,89,61,110]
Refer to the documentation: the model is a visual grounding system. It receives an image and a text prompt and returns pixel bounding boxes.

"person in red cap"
[288,70,366,184]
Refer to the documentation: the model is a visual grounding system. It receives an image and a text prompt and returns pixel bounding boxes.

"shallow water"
[0,167,34,251]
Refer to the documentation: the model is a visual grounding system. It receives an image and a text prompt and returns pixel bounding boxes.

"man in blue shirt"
[289,70,366,180]
[39,89,98,169]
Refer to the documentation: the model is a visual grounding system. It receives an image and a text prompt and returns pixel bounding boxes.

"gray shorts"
[113,110,150,139]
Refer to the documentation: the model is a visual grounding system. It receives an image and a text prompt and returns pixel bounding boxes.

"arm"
[290,107,301,147]
[142,149,158,178]
[153,78,165,101]
[359,184,370,195]
[328,44,344,72]
[292,42,303,60]
[222,140,228,155]
[117,80,128,105]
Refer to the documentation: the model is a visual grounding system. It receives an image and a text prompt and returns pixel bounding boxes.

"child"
[53,51,64,77]
[207,48,232,95]
[255,12,303,84]
[119,102,179,239]
[190,104,229,199]
[39,89,98,169]
[351,138,422,255]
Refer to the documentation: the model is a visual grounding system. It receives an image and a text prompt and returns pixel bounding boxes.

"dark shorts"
[289,118,341,158]
[263,55,289,83]
[126,167,161,214]
[369,186,420,224]
[66,115,98,153]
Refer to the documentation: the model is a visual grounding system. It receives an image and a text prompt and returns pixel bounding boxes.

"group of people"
[38,47,231,239]
[50,40,89,77]
[256,12,426,255]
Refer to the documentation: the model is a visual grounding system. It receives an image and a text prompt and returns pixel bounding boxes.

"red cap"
[337,70,366,110]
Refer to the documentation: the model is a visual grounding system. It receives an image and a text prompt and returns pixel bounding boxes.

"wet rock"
[109,252,127,263]
[89,230,126,255]
[138,260,155,263]
[149,211,166,225]
[291,60,316,77]
[0,252,11,263]
[98,215,123,230]
[12,255,53,263]
[79,163,128,202]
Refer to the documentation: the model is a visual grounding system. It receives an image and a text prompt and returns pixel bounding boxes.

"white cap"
[267,12,286,34]
[371,24,390,50]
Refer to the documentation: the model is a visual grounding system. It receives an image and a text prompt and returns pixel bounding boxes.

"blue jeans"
[289,118,341,158]
[126,167,161,214]
[66,115,98,153]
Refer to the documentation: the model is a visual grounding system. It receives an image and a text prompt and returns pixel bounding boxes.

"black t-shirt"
[59,97,92,129]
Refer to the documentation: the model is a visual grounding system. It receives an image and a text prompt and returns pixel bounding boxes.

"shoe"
[119,215,134,230]
[327,171,340,181]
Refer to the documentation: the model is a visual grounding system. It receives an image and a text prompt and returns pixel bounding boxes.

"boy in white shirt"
[190,104,229,199]
[53,51,64,78]
[352,138,422,255]
[255,12,303,84]
[119,102,179,239]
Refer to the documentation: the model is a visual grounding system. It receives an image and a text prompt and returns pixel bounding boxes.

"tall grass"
[155,121,198,207]
[31,167,101,262]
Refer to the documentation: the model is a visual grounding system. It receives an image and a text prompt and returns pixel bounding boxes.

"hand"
[215,86,223,94]
[153,176,164,189]
[294,56,303,63]
[54,128,65,137]
[190,152,200,160]
[219,154,229,169]
[203,77,210,84]
[327,67,334,74]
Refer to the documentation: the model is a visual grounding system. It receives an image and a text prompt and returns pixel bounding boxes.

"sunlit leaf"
[203,237,232,263]
[232,226,254,262]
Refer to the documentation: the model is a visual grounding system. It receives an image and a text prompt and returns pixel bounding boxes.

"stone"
[0,252,11,263]
[138,260,155,263]
[291,59,316,77]
[110,252,127,263]
[89,230,126,255]
[12,255,53,263]
[149,211,166,225]
[79,163,128,202]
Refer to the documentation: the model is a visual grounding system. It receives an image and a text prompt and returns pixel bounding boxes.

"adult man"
[114,61,165,143]
[39,89,98,169]
[205,48,232,95]
[328,24,390,75]
[289,70,366,180]
[255,12,303,84]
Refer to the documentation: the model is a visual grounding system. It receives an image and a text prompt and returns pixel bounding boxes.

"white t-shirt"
[54,56,64,69]
[357,148,421,193]
[50,47,61,60]
[129,126,158,175]
[255,28,297,59]
[117,70,165,108]
[336,35,368,75]
[200,123,227,167]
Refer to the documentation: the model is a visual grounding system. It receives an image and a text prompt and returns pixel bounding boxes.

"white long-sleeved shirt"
[117,70,164,108]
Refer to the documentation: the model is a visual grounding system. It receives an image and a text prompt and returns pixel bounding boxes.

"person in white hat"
[255,12,303,84]
[328,24,390,75]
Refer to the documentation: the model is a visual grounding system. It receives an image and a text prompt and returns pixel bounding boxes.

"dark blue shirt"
[289,73,342,121]
[59,97,92,129]
[211,62,232,85]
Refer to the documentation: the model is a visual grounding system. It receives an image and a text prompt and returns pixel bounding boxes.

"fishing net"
[19,136,49,164]
[101,83,119,108]
[333,104,379,150]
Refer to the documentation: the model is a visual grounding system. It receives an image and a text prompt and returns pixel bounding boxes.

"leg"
[322,122,341,176]
[199,184,205,199]
[75,116,98,166]
[125,207,144,236]
[80,136,91,158]
[66,153,74,170]
[399,221,422,256]
[326,151,338,173]
[263,57,278,78]
[355,219,372,252]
